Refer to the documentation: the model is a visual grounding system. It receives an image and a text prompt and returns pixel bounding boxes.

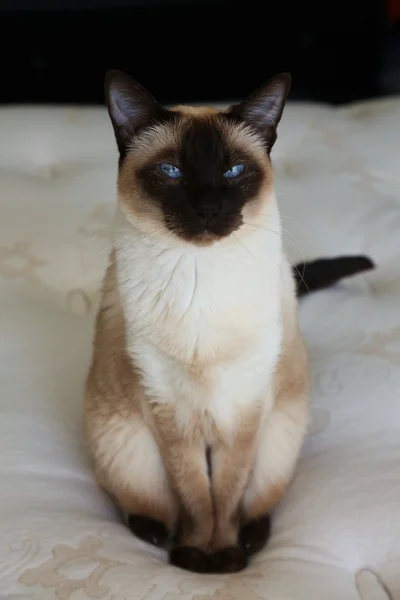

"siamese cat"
[85,70,374,574]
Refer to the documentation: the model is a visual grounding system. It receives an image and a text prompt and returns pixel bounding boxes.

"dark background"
[1,0,399,106]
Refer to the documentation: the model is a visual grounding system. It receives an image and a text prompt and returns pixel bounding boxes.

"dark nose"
[196,202,220,223]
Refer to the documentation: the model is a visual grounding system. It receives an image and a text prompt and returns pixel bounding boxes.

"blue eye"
[160,163,182,179]
[223,164,245,178]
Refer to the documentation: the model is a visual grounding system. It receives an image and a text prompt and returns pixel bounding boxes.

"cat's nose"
[196,203,220,224]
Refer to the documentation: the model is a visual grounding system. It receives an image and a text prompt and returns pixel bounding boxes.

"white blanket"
[1,99,399,599]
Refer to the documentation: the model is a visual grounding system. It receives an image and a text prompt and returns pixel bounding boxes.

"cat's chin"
[165,222,242,247]
[170,229,230,247]
[188,229,225,246]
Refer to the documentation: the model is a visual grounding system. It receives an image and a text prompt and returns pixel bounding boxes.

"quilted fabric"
[0,99,399,599]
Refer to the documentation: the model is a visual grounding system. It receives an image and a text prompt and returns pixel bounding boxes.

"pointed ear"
[230,73,291,152]
[104,69,166,155]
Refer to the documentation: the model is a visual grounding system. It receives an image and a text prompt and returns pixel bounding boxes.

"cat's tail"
[293,255,375,297]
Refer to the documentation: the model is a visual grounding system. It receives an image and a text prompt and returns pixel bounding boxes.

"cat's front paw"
[169,546,210,573]
[239,514,271,556]
[208,546,248,573]
[128,514,169,548]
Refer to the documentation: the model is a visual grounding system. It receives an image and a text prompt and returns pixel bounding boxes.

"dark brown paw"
[239,514,271,556]
[209,546,248,573]
[169,546,210,573]
[127,514,169,547]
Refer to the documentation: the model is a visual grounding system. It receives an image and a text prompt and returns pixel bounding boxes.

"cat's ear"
[230,73,291,151]
[105,70,165,155]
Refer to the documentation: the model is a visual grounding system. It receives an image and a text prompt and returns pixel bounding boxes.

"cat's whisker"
[80,230,114,247]
[233,232,262,275]
[87,227,168,267]
[279,227,309,296]
[148,228,179,257]
[84,229,169,290]
[84,246,126,287]
[283,250,310,296]
[280,227,306,264]
[87,230,139,263]
[87,239,120,264]
[82,223,116,241]
[116,230,179,280]
[246,212,290,220]
[245,212,305,225]
[242,221,282,238]
[243,220,305,260]
[242,221,309,295]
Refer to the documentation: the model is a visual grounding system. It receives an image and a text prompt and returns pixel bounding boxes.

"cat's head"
[105,70,290,245]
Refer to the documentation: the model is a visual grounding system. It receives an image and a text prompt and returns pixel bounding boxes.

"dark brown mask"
[105,70,291,244]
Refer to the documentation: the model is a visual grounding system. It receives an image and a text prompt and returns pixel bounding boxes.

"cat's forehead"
[129,106,267,168]
[169,104,220,117]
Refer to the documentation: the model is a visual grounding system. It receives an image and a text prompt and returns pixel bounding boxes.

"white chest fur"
[115,201,284,436]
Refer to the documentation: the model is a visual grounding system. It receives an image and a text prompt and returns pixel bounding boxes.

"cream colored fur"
[85,186,309,553]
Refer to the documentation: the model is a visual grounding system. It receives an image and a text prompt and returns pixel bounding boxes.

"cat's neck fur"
[114,190,284,367]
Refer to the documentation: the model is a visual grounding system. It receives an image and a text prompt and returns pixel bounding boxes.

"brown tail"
[293,255,375,297]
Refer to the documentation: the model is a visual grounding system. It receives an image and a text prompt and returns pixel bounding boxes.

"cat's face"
[106,71,290,245]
